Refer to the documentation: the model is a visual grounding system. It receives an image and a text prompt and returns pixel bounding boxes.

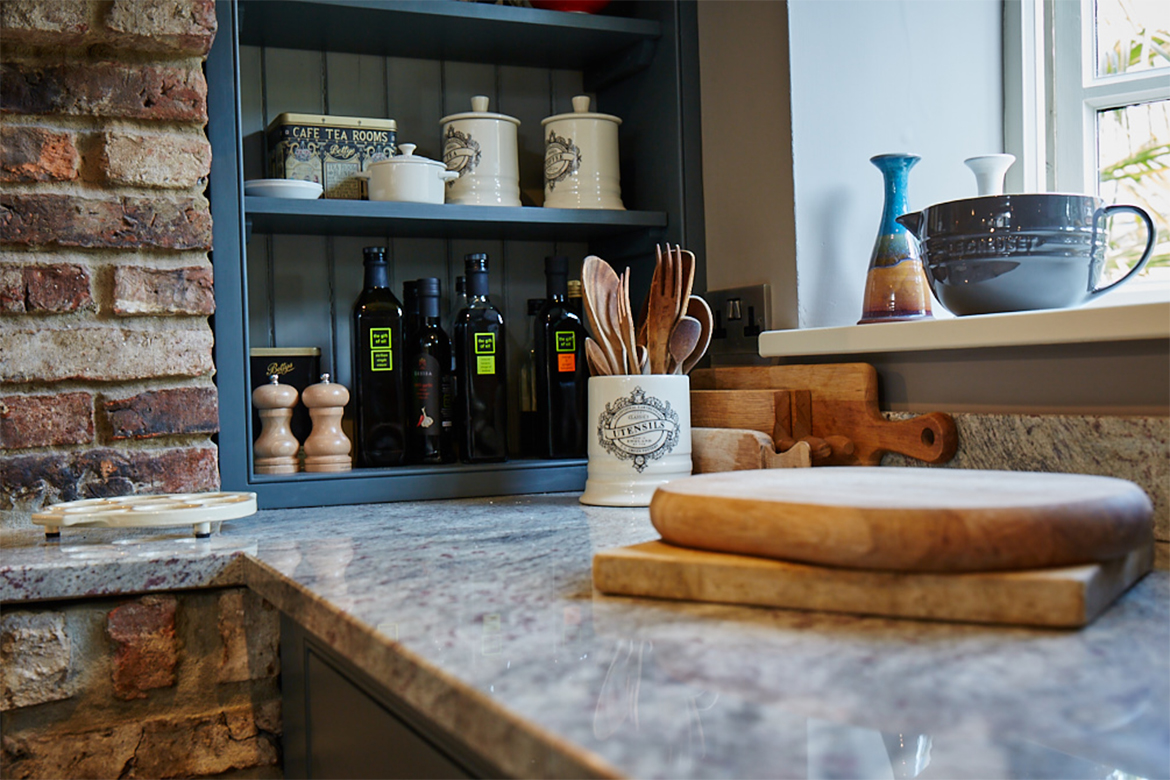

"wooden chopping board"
[690,364,957,466]
[592,540,1154,628]
[649,468,1154,573]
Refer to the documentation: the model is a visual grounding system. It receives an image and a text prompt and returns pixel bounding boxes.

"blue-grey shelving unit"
[207,0,705,509]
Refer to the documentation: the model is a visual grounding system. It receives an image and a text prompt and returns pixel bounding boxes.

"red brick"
[107,595,178,701]
[0,126,79,183]
[0,62,207,123]
[105,0,218,57]
[102,131,211,189]
[112,265,214,316]
[1,392,94,449]
[0,0,90,48]
[131,707,279,778]
[0,193,212,251]
[104,386,218,440]
[1,445,219,511]
[0,263,94,314]
[1,327,214,383]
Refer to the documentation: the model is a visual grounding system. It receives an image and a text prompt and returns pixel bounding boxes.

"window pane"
[1097,100,1169,280]
[1095,0,1170,77]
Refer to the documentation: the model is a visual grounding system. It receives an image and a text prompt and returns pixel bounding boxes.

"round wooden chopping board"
[648,468,1153,572]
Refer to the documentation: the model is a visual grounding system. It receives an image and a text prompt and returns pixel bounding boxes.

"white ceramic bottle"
[542,95,624,210]
[439,96,521,207]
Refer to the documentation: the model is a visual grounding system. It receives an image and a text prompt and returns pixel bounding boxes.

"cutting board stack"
[598,364,1156,628]
[689,363,957,473]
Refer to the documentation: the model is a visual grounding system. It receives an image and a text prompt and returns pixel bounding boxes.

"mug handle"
[1088,204,1157,298]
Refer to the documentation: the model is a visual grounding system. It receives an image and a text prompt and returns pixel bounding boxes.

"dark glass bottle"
[402,279,421,352]
[535,256,587,458]
[453,253,508,462]
[518,298,545,458]
[407,277,454,464]
[352,247,407,467]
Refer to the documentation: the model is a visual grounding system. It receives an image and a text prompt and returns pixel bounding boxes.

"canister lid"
[366,144,444,169]
[440,96,520,126]
[250,347,322,357]
[541,95,621,126]
[266,112,397,133]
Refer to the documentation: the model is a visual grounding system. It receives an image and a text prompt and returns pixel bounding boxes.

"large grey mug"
[897,194,1156,316]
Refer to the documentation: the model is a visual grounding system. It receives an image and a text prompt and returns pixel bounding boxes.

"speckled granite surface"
[884,414,1170,540]
[2,495,1167,779]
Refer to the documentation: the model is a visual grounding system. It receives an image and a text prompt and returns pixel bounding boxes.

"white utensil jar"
[439,96,521,207]
[542,95,625,210]
[579,375,691,507]
[356,144,457,204]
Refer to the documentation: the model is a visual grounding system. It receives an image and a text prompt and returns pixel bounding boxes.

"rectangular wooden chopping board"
[592,540,1153,628]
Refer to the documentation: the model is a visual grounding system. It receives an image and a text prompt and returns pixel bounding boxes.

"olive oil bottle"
[535,256,587,458]
[406,277,454,464]
[453,253,508,462]
[352,246,407,467]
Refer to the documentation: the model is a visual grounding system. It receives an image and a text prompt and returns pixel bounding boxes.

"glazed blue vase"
[858,153,934,324]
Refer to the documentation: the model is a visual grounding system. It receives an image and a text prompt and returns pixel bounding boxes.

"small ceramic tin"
[542,95,624,210]
[580,375,691,507]
[267,113,397,199]
[440,96,521,207]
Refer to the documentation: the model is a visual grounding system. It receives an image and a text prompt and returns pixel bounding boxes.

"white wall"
[787,0,1003,328]
[697,1,798,328]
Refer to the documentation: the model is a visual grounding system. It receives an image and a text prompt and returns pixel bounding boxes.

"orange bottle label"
[557,353,576,373]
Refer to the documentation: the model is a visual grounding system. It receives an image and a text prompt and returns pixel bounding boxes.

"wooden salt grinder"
[252,375,300,474]
[302,373,352,472]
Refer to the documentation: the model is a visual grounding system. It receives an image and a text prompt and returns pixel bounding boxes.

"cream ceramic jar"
[542,95,624,210]
[356,144,456,204]
[439,96,521,207]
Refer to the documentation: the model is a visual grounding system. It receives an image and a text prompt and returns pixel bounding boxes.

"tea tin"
[267,113,397,199]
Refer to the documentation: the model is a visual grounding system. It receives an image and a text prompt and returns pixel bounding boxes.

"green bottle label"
[474,333,496,375]
[370,327,393,371]
[555,331,575,352]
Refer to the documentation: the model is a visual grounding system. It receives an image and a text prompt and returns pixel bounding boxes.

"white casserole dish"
[356,144,457,204]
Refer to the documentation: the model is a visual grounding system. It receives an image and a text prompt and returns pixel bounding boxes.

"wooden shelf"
[245,197,667,240]
[238,0,661,68]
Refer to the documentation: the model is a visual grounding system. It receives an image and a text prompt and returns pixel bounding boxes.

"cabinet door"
[282,615,494,779]
[305,651,474,779]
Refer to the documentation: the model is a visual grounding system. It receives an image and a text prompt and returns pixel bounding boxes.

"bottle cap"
[568,280,583,299]
[363,246,388,264]
[544,255,568,276]
[464,253,489,274]
[417,277,441,298]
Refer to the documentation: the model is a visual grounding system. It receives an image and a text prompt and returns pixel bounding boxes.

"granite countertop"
[2,494,1168,779]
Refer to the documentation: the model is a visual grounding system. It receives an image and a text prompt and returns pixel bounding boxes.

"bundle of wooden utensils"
[582,246,712,376]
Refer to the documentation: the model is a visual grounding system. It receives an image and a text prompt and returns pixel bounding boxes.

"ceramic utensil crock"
[897,194,1156,315]
[440,96,521,207]
[542,95,625,210]
[580,375,692,507]
[356,144,457,204]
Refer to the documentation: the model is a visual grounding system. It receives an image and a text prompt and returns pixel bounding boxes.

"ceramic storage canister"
[542,95,624,210]
[440,96,521,207]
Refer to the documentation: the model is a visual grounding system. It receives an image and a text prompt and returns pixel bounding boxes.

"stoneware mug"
[580,375,691,507]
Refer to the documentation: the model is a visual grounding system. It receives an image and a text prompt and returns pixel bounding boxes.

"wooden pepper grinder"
[252,374,300,474]
[302,373,352,472]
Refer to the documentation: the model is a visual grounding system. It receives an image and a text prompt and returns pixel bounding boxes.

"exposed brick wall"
[0,0,220,517]
[1,588,282,779]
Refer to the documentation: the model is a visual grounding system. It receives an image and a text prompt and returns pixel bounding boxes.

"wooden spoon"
[585,337,612,376]
[681,295,713,375]
[667,315,702,375]
[582,256,623,375]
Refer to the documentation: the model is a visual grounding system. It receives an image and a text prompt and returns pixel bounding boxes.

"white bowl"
[244,179,323,199]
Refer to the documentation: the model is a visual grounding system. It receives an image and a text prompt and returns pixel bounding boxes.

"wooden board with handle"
[592,540,1154,628]
[690,364,957,466]
[649,468,1154,573]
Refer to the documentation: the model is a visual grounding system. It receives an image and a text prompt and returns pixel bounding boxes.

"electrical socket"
[703,284,771,364]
